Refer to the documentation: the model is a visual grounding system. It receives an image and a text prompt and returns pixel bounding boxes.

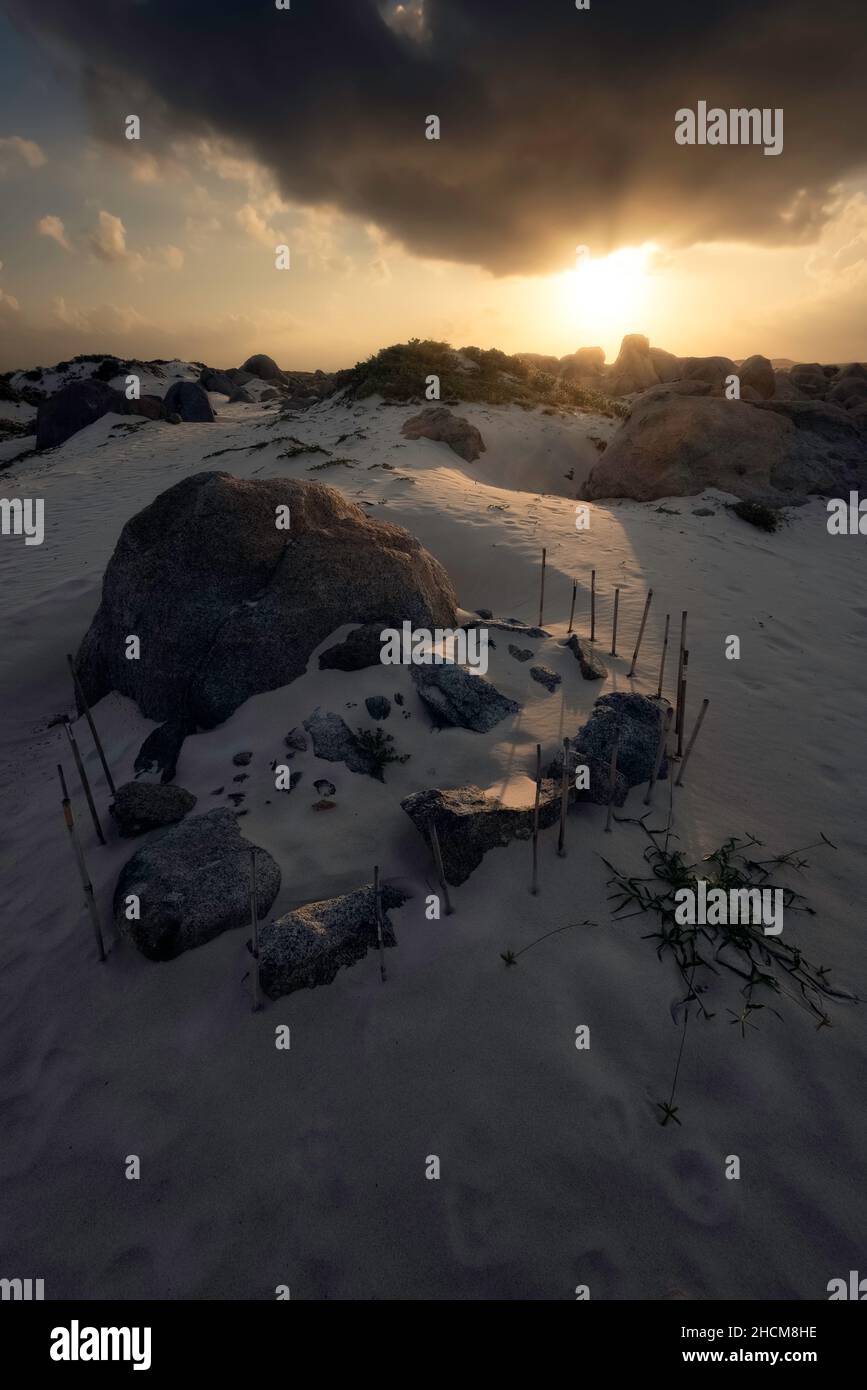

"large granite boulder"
[411,664,519,732]
[789,363,827,399]
[163,381,215,422]
[110,782,196,837]
[401,406,486,461]
[259,883,406,997]
[199,368,236,396]
[649,347,683,384]
[739,354,775,400]
[607,334,659,395]
[680,355,738,394]
[582,389,860,503]
[559,346,606,380]
[113,809,280,960]
[401,784,561,886]
[74,472,457,728]
[36,380,130,450]
[241,353,286,383]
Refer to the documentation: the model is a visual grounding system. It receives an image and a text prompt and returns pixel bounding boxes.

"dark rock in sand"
[739,354,775,400]
[284,727,307,755]
[313,778,336,797]
[241,353,287,384]
[133,717,193,784]
[566,693,669,789]
[365,695,391,720]
[259,882,406,998]
[401,784,561,886]
[75,472,457,728]
[411,665,519,732]
[110,782,196,837]
[199,369,236,396]
[232,751,253,766]
[114,808,280,960]
[228,386,254,403]
[162,381,215,423]
[401,405,485,461]
[319,623,386,671]
[561,633,607,680]
[36,380,129,450]
[508,644,534,663]
[303,708,376,775]
[530,665,561,692]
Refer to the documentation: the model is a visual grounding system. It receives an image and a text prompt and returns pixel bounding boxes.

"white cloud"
[0,135,47,174]
[236,202,286,248]
[37,215,73,252]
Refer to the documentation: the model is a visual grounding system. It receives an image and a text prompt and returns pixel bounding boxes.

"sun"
[550,243,658,356]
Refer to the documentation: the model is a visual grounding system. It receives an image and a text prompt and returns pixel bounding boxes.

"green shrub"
[730,499,781,532]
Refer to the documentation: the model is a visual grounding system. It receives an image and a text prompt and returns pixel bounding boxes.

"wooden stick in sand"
[628,588,653,678]
[644,706,674,806]
[610,588,620,657]
[58,763,105,962]
[249,847,262,1011]
[604,735,621,833]
[656,613,671,701]
[675,699,710,787]
[590,569,596,642]
[557,736,570,857]
[674,611,687,744]
[373,865,387,982]
[530,743,542,894]
[427,817,454,916]
[538,547,547,628]
[66,653,116,796]
[567,581,577,635]
[63,718,105,845]
[676,649,689,758]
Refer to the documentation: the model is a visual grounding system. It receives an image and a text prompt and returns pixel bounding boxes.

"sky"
[0,0,866,372]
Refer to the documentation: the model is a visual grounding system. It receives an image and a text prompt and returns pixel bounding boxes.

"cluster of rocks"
[74,472,458,735]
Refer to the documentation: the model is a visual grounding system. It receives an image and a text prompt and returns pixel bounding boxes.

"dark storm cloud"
[5,0,867,273]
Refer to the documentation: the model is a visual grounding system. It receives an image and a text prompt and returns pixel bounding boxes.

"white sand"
[1,388,865,1299]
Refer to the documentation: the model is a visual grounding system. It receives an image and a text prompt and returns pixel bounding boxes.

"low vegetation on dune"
[333,338,627,417]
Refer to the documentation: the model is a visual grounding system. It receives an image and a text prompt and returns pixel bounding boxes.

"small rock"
[228,792,246,805]
[313,779,336,797]
[692,507,715,516]
[394,692,404,706]
[561,634,607,680]
[232,751,253,766]
[259,883,406,997]
[476,608,493,619]
[303,709,377,775]
[365,695,392,720]
[312,799,337,811]
[411,665,520,732]
[284,728,307,755]
[508,644,534,663]
[530,665,562,692]
[233,774,248,783]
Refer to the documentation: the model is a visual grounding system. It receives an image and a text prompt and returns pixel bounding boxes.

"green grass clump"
[354,727,410,781]
[332,338,626,417]
[730,499,781,532]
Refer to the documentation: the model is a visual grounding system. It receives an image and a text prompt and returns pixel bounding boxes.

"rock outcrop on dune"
[401,406,486,461]
[607,334,660,395]
[35,380,162,450]
[241,353,286,384]
[582,388,864,503]
[75,471,458,729]
[401,784,561,886]
[114,808,280,960]
[259,883,406,998]
[163,380,215,422]
[739,354,776,399]
[199,368,236,396]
